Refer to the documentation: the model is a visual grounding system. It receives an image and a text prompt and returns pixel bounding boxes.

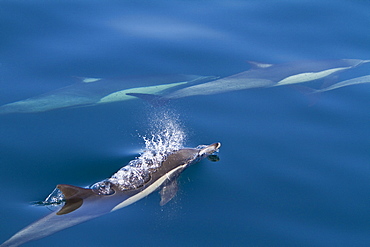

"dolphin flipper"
[159,179,179,206]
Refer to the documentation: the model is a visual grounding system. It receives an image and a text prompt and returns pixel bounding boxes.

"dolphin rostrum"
[0,75,215,114]
[0,142,221,247]
[127,59,369,100]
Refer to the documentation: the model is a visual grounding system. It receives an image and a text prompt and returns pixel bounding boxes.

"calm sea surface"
[0,1,369,246]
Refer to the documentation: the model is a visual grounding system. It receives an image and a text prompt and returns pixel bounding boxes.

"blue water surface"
[0,1,369,246]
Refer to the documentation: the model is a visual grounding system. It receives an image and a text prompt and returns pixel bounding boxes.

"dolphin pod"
[0,143,221,247]
[158,59,370,99]
[127,59,370,101]
[0,59,369,114]
[0,75,215,114]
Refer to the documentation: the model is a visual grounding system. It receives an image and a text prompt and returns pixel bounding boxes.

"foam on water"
[103,110,186,192]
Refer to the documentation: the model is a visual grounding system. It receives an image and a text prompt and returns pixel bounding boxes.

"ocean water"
[0,1,369,246]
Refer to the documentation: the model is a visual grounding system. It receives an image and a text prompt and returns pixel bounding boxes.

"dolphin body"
[128,59,369,100]
[0,143,221,247]
[0,75,214,114]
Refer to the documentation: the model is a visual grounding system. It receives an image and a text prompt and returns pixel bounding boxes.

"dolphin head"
[158,143,221,172]
[198,142,221,157]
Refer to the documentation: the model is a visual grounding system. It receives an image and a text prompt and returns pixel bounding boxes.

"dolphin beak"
[199,142,221,156]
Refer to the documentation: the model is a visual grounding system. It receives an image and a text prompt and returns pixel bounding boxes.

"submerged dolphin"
[0,143,221,247]
[312,75,370,93]
[128,59,369,100]
[0,75,214,114]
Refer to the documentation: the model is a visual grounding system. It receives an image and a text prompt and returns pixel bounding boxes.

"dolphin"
[0,75,215,114]
[272,59,370,86]
[0,142,221,247]
[312,75,370,93]
[127,59,369,100]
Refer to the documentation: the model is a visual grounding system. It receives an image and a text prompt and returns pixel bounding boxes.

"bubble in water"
[90,180,115,195]
[36,187,65,211]
[44,187,65,205]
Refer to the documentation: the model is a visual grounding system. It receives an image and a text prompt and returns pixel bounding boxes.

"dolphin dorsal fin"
[56,184,94,215]
[247,61,273,69]
[57,184,86,199]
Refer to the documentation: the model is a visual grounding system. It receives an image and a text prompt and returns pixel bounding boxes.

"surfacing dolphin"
[0,75,215,114]
[128,59,369,100]
[0,143,221,247]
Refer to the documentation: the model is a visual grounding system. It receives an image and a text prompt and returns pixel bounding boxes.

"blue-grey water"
[1,1,369,246]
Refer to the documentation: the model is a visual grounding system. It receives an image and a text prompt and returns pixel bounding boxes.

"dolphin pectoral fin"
[159,179,179,206]
[55,184,96,215]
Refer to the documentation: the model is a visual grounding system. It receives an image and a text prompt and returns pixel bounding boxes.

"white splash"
[93,110,186,193]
